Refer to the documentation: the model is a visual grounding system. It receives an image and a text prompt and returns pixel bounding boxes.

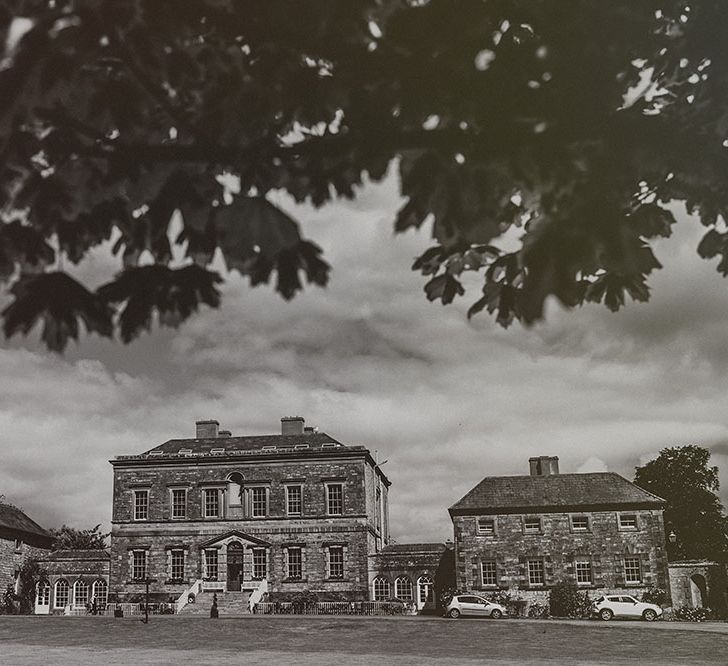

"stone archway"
[690,573,707,608]
[227,542,244,591]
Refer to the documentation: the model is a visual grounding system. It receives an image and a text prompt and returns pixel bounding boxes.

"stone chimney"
[196,419,219,439]
[281,416,305,435]
[529,456,560,476]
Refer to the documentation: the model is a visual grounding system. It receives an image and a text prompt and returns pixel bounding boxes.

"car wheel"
[599,608,613,621]
[448,608,461,619]
[642,609,657,622]
[490,609,502,619]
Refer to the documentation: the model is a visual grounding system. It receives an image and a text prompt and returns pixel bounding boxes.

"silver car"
[591,595,663,621]
[445,594,507,619]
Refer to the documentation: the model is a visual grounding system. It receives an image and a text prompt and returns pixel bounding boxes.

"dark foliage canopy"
[49,523,108,550]
[2,1,728,350]
[635,445,728,561]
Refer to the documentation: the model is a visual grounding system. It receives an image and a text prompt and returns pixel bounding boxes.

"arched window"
[418,575,434,603]
[372,577,390,601]
[395,576,413,601]
[73,580,89,609]
[36,580,50,606]
[54,579,69,609]
[227,472,244,507]
[92,579,108,607]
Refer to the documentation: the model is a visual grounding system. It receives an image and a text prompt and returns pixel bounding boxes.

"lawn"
[0,615,726,665]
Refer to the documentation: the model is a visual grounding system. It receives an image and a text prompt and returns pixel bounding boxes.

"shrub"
[484,590,528,618]
[527,601,550,618]
[672,606,716,622]
[549,581,591,618]
[642,587,668,606]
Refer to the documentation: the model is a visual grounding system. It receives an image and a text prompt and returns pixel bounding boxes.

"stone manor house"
[11,415,721,615]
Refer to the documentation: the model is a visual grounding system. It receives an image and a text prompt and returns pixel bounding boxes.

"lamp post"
[143,577,157,624]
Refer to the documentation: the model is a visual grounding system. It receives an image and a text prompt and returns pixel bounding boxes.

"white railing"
[176,579,202,614]
[201,580,225,592]
[248,579,268,610]
[253,600,407,616]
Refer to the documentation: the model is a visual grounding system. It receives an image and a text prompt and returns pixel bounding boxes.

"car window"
[619,596,636,603]
[595,596,605,604]
[607,596,621,602]
[459,596,478,603]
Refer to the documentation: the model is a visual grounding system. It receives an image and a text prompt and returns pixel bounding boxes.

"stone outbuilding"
[368,542,455,612]
[0,502,52,596]
[34,549,110,614]
[449,456,669,602]
[668,560,727,614]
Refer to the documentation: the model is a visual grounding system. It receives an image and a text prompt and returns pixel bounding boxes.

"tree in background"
[4,2,728,350]
[49,523,108,550]
[634,445,728,561]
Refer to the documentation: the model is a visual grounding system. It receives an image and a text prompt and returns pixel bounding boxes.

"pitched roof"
[41,549,109,561]
[0,503,51,539]
[449,472,665,514]
[142,432,345,455]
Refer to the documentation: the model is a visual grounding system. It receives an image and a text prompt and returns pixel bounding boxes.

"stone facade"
[34,550,110,614]
[109,417,390,603]
[449,457,669,603]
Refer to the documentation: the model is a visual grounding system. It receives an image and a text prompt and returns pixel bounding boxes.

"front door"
[35,581,50,614]
[227,542,244,591]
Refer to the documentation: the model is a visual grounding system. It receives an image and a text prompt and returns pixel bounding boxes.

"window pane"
[327,484,343,515]
[481,561,497,586]
[74,581,89,608]
[524,517,541,533]
[287,548,302,580]
[251,487,267,517]
[205,549,219,580]
[134,491,148,520]
[286,486,302,515]
[373,577,390,601]
[527,559,544,585]
[572,516,589,530]
[418,576,434,603]
[575,560,592,584]
[252,549,266,580]
[92,580,108,606]
[395,577,413,601]
[619,514,638,529]
[478,518,495,534]
[171,489,186,518]
[328,546,344,579]
[132,551,146,580]
[624,556,641,583]
[171,550,185,580]
[204,489,220,517]
[54,580,69,608]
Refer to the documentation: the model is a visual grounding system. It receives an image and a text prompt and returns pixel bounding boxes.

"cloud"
[577,457,609,473]
[3,180,728,542]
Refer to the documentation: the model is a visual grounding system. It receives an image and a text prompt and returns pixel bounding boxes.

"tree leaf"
[1,272,113,352]
[98,265,223,343]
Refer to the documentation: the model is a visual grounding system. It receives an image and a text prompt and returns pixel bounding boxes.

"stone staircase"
[179,591,252,616]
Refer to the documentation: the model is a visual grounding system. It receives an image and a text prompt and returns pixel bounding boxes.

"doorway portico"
[199,530,270,593]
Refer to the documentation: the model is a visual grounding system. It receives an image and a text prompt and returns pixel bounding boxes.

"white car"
[591,595,663,621]
[445,594,507,619]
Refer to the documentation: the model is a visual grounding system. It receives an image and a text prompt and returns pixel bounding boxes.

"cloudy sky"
[2,170,728,544]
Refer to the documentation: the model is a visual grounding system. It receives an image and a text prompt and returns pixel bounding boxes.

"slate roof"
[0,503,51,539]
[142,432,345,455]
[41,549,110,561]
[449,472,665,514]
[380,543,452,554]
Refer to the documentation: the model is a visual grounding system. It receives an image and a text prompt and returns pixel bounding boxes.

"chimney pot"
[196,420,219,439]
[529,456,560,476]
[281,416,305,435]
